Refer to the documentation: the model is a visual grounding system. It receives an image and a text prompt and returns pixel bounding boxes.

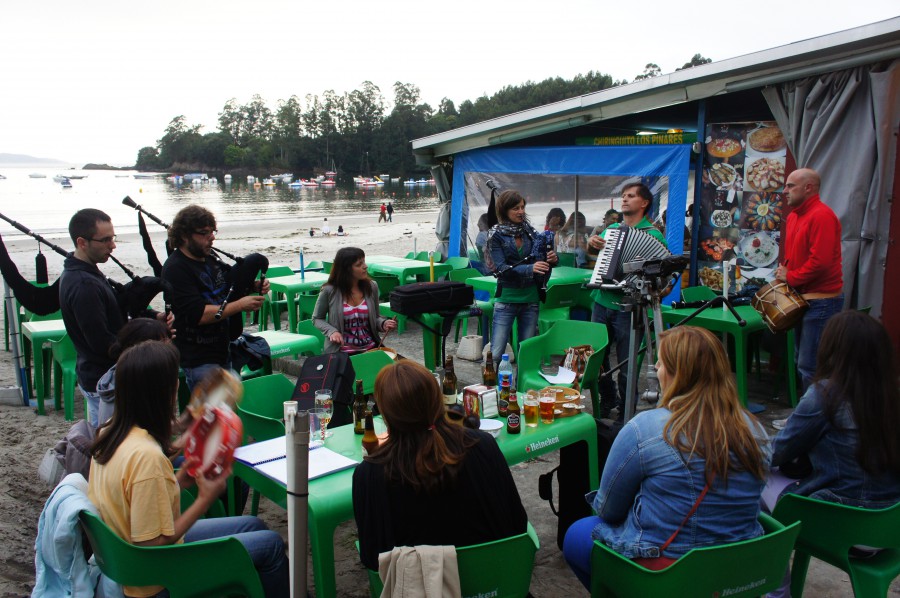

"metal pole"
[284,402,309,598]
[3,281,28,405]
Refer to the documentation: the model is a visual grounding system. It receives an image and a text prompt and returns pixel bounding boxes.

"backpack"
[291,353,356,428]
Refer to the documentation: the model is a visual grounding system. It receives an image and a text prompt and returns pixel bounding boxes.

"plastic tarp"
[449,145,692,259]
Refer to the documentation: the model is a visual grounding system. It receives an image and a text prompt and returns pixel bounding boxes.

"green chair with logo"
[363,522,540,598]
[590,514,799,598]
[350,350,394,395]
[538,282,587,335]
[79,510,264,598]
[517,321,608,401]
[772,493,900,598]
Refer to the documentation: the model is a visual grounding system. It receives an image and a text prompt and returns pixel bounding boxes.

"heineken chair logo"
[525,436,560,453]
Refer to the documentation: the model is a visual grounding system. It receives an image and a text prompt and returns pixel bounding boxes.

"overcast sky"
[2,1,897,166]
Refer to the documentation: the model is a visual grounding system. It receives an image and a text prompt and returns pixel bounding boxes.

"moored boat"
[29,173,46,178]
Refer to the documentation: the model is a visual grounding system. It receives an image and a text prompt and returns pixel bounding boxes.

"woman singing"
[485,190,558,358]
[563,326,770,588]
[88,341,288,597]
[353,360,527,571]
[313,247,397,354]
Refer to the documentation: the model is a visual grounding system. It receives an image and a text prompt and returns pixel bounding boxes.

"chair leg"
[250,490,261,516]
[789,550,812,598]
[848,569,892,598]
[53,361,62,412]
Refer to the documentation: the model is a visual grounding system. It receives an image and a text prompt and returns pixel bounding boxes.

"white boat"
[224,174,233,184]
[29,173,46,178]
[320,179,336,186]
[133,173,158,179]
[52,175,69,183]
[288,180,303,188]
[66,174,88,179]
[325,170,337,179]
[262,178,277,186]
[390,177,400,183]
[301,179,319,187]
[403,179,416,186]
[247,175,256,184]
[208,177,218,185]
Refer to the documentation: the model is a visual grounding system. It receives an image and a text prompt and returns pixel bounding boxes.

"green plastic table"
[22,319,67,415]
[467,266,592,299]
[231,412,598,598]
[265,272,331,334]
[250,330,322,373]
[660,304,798,407]
[365,257,452,283]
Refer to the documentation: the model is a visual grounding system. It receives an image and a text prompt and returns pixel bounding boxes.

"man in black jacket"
[59,209,168,427]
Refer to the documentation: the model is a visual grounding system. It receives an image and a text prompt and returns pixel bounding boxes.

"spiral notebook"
[233,437,359,484]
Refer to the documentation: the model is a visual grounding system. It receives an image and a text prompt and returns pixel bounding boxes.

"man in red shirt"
[775,168,843,390]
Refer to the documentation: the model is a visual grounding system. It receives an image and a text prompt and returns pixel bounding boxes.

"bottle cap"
[501,354,509,360]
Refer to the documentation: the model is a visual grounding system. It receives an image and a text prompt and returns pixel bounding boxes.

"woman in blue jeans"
[88,340,288,598]
[485,190,558,360]
[563,326,770,589]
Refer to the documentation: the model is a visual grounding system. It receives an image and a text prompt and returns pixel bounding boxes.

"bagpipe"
[0,211,169,319]
[121,197,269,339]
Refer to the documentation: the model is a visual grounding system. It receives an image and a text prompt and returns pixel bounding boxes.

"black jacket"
[59,254,124,391]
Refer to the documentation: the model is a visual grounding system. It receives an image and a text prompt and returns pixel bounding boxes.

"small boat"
[301,179,319,187]
[380,174,390,181]
[325,170,337,179]
[133,173,158,179]
[262,178,277,186]
[66,175,88,179]
[60,177,72,188]
[208,177,218,185]
[390,177,400,183]
[247,175,256,184]
[320,179,336,186]
[403,179,417,186]
[224,174,233,184]
[52,175,69,183]
[288,180,303,188]
[29,173,47,178]
[416,178,428,184]
[183,173,208,183]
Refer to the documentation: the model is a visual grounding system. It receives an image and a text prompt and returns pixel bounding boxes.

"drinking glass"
[524,396,540,428]
[315,389,334,438]
[308,408,327,447]
[539,390,556,424]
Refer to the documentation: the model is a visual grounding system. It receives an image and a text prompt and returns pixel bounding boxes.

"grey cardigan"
[313,281,387,353]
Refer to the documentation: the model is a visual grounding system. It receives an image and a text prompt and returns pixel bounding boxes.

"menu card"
[233,437,359,484]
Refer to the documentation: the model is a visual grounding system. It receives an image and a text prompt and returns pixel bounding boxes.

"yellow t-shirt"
[88,426,181,597]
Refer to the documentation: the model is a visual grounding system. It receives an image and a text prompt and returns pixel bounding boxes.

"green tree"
[676,53,713,71]
[633,63,662,81]
[135,146,160,170]
[157,116,202,168]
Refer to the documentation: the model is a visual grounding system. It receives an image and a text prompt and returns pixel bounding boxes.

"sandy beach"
[0,208,888,596]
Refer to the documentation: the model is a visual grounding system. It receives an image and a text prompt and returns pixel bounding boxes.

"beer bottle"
[498,378,510,418]
[353,379,366,435]
[361,412,379,456]
[442,356,458,405]
[482,351,497,387]
[506,390,521,434]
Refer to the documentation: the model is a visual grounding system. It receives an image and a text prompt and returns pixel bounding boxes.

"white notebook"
[233,437,359,484]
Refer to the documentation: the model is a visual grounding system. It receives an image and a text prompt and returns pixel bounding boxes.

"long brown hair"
[367,361,476,494]
[815,311,900,476]
[327,246,374,298]
[91,341,181,464]
[657,326,767,483]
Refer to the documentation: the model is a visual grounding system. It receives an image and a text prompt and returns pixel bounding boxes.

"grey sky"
[2,0,897,166]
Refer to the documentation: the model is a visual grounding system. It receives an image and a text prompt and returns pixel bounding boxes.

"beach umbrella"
[284,402,309,598]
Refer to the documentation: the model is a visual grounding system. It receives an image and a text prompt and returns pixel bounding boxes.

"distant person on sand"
[322,218,331,236]
[378,203,387,223]
[309,227,315,237]
[386,202,394,222]
[337,225,346,236]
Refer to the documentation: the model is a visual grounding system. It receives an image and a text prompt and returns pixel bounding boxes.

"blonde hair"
[657,326,767,483]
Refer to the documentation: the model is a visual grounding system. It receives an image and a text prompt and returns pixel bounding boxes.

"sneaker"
[772,418,788,431]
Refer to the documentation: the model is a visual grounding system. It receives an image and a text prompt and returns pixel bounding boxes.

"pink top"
[341,301,375,353]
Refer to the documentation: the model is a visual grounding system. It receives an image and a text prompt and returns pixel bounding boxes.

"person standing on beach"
[386,202,394,222]
[162,205,269,391]
[59,208,170,427]
[378,203,387,223]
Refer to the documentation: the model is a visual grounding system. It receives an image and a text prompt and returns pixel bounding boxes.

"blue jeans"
[184,516,289,598]
[183,362,236,394]
[796,295,843,391]
[591,303,631,416]
[79,386,101,428]
[563,515,601,590]
[490,302,539,364]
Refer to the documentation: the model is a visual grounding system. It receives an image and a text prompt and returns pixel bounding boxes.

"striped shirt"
[341,301,375,353]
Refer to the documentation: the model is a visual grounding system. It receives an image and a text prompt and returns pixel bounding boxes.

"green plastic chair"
[556,252,577,267]
[590,514,800,598]
[50,334,80,421]
[79,510,265,598]
[258,265,294,330]
[772,493,900,598]
[517,321,609,407]
[371,273,401,302]
[538,282,587,335]
[179,486,227,519]
[349,350,394,395]
[304,260,324,272]
[238,374,294,515]
[296,318,326,349]
[364,522,540,597]
[442,256,470,271]
[415,251,438,262]
[448,269,494,341]
[297,293,320,323]
[681,285,718,302]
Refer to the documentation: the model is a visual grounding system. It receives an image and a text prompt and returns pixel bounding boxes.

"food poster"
[699,121,788,295]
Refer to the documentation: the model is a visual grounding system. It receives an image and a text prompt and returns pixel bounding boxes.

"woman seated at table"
[313,247,397,354]
[772,310,900,507]
[563,326,770,588]
[88,340,288,598]
[555,210,589,267]
[486,189,558,358]
[353,360,527,571]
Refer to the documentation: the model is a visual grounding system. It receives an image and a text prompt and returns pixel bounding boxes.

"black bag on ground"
[389,281,474,316]
[291,353,356,427]
[539,418,623,549]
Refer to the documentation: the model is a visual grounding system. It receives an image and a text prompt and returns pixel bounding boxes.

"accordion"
[590,227,670,285]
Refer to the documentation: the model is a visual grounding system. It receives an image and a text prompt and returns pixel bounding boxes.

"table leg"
[286,293,299,334]
[421,324,440,372]
[309,518,339,598]
[734,332,748,407]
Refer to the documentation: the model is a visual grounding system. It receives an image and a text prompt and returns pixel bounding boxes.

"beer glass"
[539,390,556,424]
[309,408,327,447]
[315,390,333,437]
[524,396,540,428]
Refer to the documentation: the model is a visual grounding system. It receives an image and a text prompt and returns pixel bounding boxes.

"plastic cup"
[524,397,540,428]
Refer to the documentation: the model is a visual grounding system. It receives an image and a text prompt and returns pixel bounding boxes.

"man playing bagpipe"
[162,205,270,392]
[60,209,173,427]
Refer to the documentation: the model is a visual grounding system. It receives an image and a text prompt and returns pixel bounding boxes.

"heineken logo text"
[526,436,560,452]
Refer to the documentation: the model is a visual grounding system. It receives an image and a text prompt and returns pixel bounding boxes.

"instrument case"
[389,281,474,316]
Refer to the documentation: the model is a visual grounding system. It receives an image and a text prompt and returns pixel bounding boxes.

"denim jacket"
[589,408,770,559]
[486,224,538,292]
[772,382,900,508]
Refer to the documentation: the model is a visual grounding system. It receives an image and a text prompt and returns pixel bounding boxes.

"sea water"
[0,168,438,240]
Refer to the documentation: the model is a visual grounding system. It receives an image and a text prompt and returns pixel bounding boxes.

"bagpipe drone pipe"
[0,212,170,319]
[121,197,269,339]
